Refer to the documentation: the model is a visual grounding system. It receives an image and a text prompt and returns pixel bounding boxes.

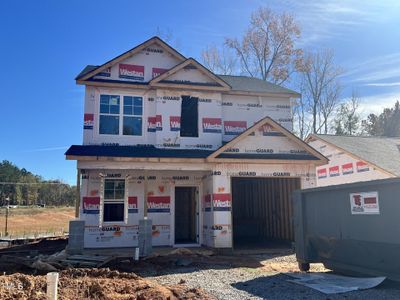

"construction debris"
[31,260,58,272]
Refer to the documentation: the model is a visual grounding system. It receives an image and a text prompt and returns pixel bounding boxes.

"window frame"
[99,95,121,135]
[102,178,126,223]
[122,96,143,136]
[98,93,144,137]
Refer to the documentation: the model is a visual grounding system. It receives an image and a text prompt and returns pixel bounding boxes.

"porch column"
[75,168,81,218]
[139,169,152,256]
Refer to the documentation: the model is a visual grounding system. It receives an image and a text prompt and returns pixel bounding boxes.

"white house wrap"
[67,37,327,249]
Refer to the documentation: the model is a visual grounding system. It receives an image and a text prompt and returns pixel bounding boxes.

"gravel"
[138,253,400,300]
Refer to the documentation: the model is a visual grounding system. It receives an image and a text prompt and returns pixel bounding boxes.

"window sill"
[101,221,126,225]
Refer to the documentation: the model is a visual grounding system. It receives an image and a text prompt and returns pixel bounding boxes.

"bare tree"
[333,91,361,135]
[225,7,303,85]
[201,44,237,75]
[299,49,343,134]
[319,79,341,133]
[155,27,182,50]
[292,95,311,139]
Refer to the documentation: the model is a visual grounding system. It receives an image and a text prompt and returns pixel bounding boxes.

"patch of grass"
[0,206,73,216]
[0,206,75,238]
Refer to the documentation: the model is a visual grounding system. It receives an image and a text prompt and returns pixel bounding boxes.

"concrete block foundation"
[138,219,152,257]
[67,219,85,255]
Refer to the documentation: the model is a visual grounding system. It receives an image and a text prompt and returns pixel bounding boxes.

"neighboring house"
[65,37,327,250]
[307,134,400,187]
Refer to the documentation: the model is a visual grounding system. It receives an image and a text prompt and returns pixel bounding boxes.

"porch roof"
[66,145,213,159]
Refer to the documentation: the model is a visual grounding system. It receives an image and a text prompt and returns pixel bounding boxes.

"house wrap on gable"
[307,134,400,187]
[66,37,327,250]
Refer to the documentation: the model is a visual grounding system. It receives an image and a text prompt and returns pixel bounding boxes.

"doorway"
[231,177,301,248]
[174,186,198,244]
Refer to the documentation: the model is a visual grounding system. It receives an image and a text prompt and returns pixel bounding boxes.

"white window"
[99,94,143,136]
[103,179,125,222]
[99,95,120,135]
[123,96,143,136]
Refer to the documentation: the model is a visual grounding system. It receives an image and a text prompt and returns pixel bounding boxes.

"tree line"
[0,160,76,206]
[199,6,400,139]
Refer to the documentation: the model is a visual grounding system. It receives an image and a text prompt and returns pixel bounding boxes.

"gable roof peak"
[208,116,327,163]
[149,57,231,90]
[76,35,186,81]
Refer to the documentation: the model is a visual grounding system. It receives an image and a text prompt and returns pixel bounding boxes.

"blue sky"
[1,0,399,184]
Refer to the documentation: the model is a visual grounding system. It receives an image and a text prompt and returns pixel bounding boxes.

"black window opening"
[180,95,199,137]
[103,203,124,222]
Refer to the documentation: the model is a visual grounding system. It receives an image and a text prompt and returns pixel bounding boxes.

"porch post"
[139,169,152,256]
[75,168,81,218]
[144,170,148,217]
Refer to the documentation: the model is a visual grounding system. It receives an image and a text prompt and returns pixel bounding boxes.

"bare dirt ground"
[0,239,215,299]
[0,206,74,237]
[0,268,213,300]
[1,239,400,299]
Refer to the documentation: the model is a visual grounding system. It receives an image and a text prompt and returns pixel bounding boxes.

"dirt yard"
[0,206,74,238]
[1,239,400,299]
[0,268,213,300]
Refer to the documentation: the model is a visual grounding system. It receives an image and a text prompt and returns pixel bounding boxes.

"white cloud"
[364,82,400,87]
[357,92,400,116]
[287,0,400,45]
[341,52,400,86]
[21,146,69,153]
[341,53,400,77]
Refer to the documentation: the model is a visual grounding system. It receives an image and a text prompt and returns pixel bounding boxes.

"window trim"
[122,96,143,136]
[99,95,121,135]
[102,178,126,223]
[98,93,144,137]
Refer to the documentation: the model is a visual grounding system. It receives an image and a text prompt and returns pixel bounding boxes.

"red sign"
[212,193,231,211]
[128,196,138,213]
[170,116,181,131]
[317,168,327,179]
[224,121,247,135]
[329,166,340,177]
[342,162,354,175]
[147,116,156,132]
[84,113,94,130]
[259,124,284,136]
[152,67,167,78]
[350,191,379,214]
[119,64,144,81]
[83,197,100,214]
[356,161,369,172]
[148,196,170,213]
[203,118,222,133]
[364,196,377,205]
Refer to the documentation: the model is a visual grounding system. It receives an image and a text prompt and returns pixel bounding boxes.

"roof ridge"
[316,134,400,139]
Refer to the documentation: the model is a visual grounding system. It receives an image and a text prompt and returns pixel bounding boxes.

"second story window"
[99,95,120,135]
[123,96,143,136]
[99,94,143,136]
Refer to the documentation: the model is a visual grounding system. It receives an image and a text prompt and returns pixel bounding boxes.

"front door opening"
[175,186,197,244]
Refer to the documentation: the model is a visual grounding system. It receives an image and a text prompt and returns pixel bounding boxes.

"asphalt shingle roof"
[76,65,299,96]
[75,65,98,80]
[218,75,299,96]
[314,134,400,176]
[65,145,213,158]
